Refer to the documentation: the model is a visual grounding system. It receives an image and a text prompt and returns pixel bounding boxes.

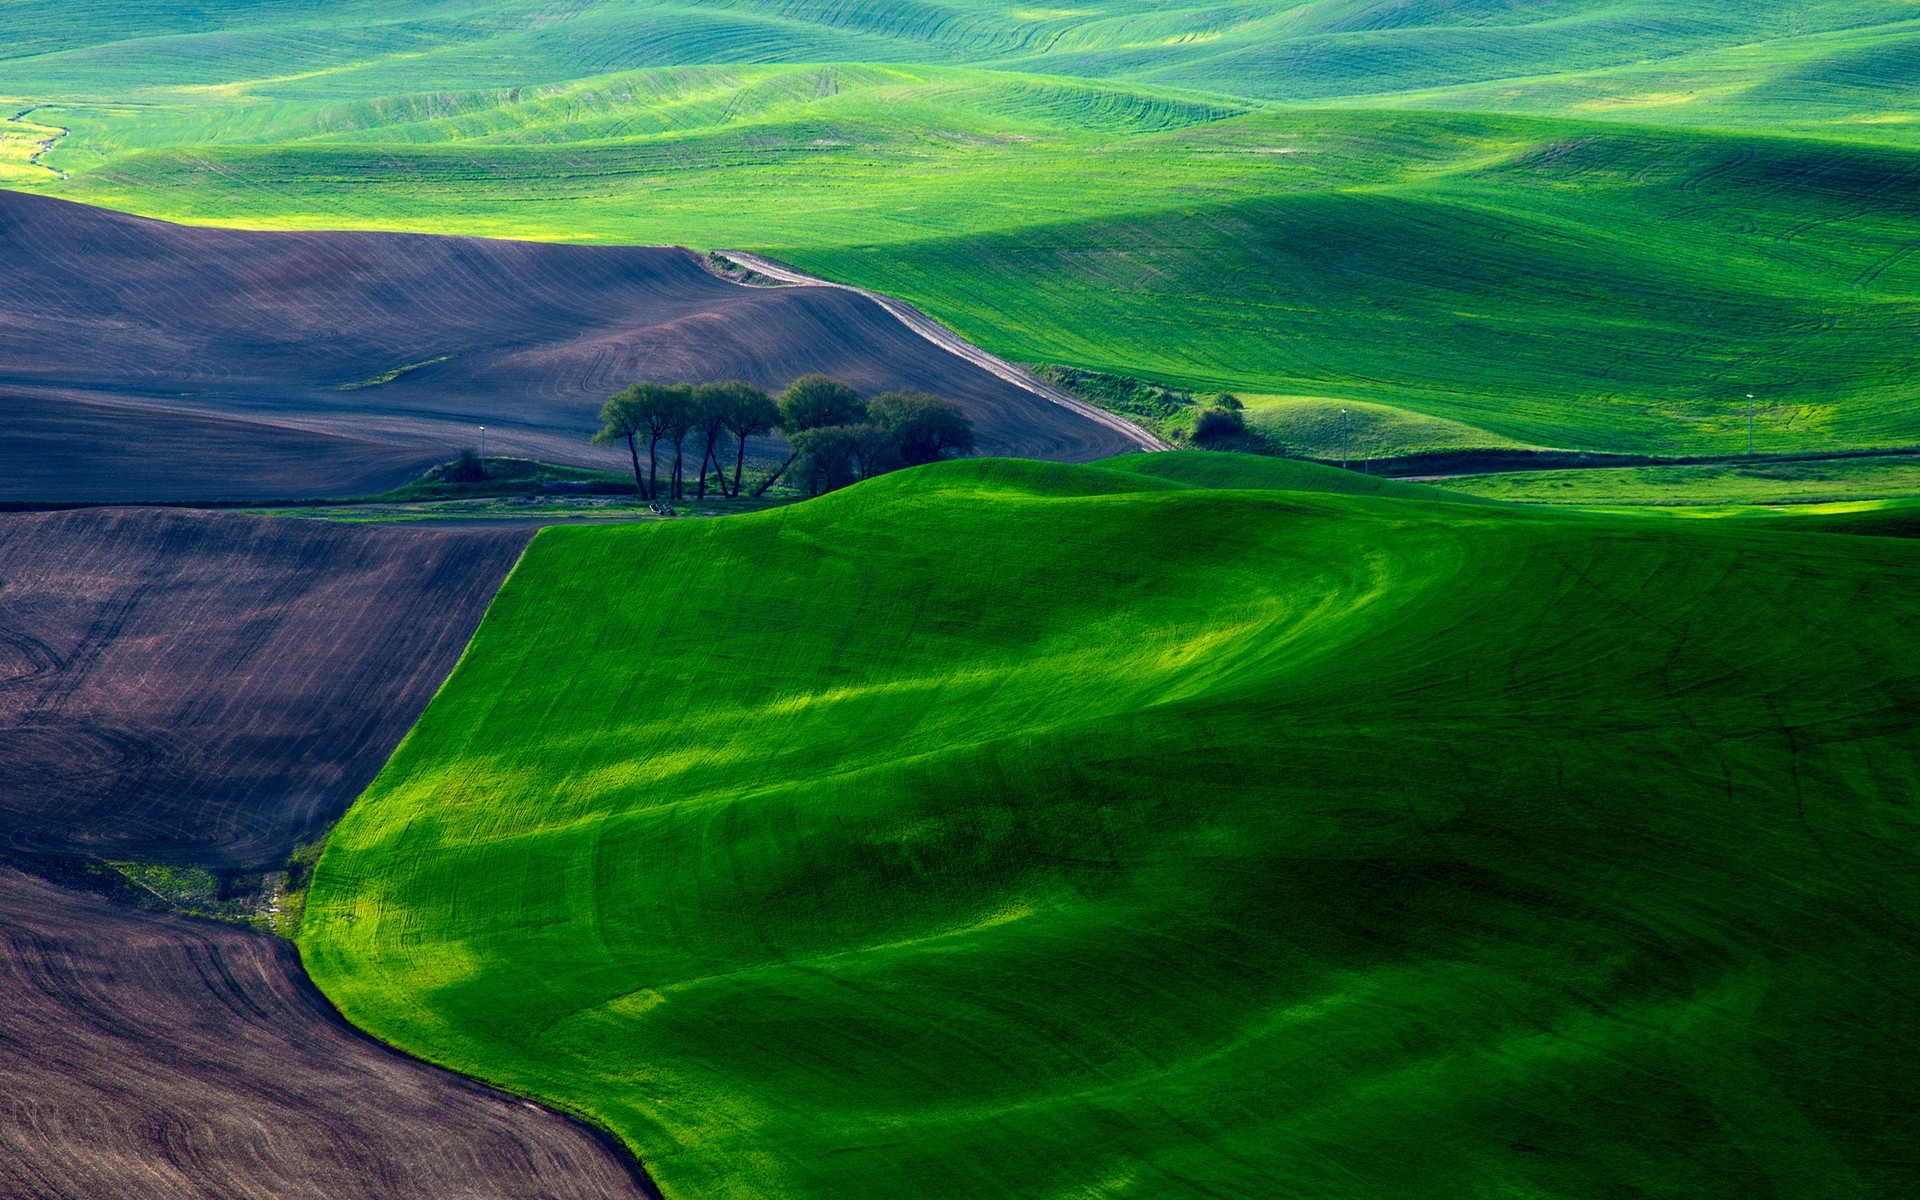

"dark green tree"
[724,384,780,498]
[1191,406,1246,445]
[789,425,860,495]
[790,423,903,495]
[778,374,866,433]
[657,385,698,501]
[694,381,776,500]
[592,385,649,498]
[616,381,696,501]
[754,375,866,497]
[867,391,975,466]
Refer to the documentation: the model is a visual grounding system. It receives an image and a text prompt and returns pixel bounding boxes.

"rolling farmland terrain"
[0,866,657,1200]
[6,2,1920,460]
[3,1,1919,1197]
[0,508,529,865]
[303,456,1920,1200]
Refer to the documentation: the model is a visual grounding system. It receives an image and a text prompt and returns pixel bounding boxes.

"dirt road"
[715,250,1170,453]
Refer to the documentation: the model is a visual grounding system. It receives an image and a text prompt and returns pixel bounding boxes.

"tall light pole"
[1745,395,1755,456]
[1340,408,1349,470]
[479,424,487,461]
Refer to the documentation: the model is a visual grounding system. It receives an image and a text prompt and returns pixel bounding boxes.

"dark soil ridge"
[0,188,1138,503]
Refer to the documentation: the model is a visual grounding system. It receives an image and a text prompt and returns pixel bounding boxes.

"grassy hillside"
[5,4,1920,457]
[302,459,1920,1200]
[1098,447,1497,502]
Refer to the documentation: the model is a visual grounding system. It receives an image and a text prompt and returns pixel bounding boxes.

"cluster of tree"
[595,374,973,501]
[593,379,780,502]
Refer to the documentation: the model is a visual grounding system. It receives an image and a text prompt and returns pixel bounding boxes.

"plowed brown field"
[0,508,529,867]
[0,866,658,1200]
[0,189,1138,500]
[0,508,662,1195]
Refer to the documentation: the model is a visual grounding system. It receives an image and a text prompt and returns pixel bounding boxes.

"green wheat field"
[302,456,1920,1199]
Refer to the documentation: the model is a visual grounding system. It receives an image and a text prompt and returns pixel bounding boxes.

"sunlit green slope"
[302,458,1920,1200]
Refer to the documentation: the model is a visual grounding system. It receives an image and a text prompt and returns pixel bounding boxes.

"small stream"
[7,105,70,180]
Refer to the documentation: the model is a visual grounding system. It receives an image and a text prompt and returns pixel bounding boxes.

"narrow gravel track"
[715,250,1169,452]
[0,866,658,1200]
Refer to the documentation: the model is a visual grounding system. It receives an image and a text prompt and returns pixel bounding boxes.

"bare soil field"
[0,386,445,502]
[0,190,1139,500]
[0,507,529,867]
[0,865,657,1200]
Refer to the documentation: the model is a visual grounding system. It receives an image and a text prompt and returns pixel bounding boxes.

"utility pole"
[1745,395,1755,456]
[1341,408,1349,470]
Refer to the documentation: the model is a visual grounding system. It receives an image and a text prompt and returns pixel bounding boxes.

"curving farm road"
[714,250,1171,453]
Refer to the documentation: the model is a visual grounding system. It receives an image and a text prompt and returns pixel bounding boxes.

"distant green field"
[1101,446,1501,503]
[302,456,1920,1200]
[1438,452,1920,504]
[6,2,1920,455]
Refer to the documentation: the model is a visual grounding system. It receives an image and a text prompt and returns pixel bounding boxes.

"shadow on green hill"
[303,456,1920,1200]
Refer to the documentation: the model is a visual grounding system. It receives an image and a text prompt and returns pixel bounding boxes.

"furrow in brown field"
[0,507,530,867]
[0,866,659,1200]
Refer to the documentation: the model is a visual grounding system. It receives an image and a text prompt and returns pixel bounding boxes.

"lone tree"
[867,391,975,465]
[1191,406,1246,446]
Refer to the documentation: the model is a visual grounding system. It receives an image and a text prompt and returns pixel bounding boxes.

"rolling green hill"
[1097,446,1498,502]
[6,2,1920,458]
[302,458,1920,1200]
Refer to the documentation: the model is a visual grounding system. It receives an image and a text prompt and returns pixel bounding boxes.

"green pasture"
[303,455,1920,1200]
[1438,451,1920,505]
[4,2,1919,456]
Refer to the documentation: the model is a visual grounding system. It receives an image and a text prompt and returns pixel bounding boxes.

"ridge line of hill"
[713,249,1172,452]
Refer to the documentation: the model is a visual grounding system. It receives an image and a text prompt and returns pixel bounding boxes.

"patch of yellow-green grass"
[1235,394,1540,460]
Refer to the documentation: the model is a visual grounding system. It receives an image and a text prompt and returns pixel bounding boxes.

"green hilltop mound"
[302,459,1920,1200]
[1099,448,1498,502]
